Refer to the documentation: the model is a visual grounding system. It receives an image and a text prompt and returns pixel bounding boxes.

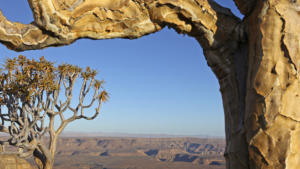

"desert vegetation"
[0,56,108,169]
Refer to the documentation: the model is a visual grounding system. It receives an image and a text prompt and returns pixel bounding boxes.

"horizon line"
[61,131,225,138]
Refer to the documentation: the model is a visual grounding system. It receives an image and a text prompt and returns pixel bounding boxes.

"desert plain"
[1,135,226,169]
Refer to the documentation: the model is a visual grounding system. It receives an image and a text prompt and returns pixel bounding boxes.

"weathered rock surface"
[0,1,300,169]
[0,154,34,169]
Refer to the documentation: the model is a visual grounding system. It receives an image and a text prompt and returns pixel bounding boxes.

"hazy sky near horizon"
[0,1,242,137]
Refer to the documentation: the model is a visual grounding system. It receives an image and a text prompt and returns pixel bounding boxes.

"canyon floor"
[2,136,226,169]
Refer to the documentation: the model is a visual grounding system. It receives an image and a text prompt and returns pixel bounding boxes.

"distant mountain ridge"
[53,137,226,169]
[60,131,225,138]
[1,134,226,169]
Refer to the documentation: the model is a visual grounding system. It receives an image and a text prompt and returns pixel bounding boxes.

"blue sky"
[0,1,242,137]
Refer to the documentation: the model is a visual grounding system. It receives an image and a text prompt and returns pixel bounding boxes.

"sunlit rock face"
[0,154,34,169]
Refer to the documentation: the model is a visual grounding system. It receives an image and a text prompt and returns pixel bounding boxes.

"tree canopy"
[0,55,108,169]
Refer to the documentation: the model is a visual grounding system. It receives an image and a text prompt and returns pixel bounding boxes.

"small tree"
[0,55,108,169]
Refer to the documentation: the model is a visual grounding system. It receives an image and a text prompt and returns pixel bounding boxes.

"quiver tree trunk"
[33,152,54,169]
[243,1,300,168]
[33,146,55,169]
[0,0,299,169]
[211,1,300,168]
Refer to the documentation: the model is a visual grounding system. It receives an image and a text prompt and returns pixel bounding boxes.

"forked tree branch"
[0,11,67,51]
[233,0,257,15]
[1,0,245,81]
[0,0,241,52]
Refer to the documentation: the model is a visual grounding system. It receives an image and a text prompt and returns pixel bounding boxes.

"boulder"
[0,153,34,169]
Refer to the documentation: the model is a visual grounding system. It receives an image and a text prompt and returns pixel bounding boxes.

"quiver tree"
[0,0,300,169]
[0,56,108,169]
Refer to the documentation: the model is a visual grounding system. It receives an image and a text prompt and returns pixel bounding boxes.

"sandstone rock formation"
[0,1,299,169]
[53,137,225,168]
[0,154,34,169]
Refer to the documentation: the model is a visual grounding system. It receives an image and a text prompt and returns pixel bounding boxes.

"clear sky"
[0,1,242,137]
